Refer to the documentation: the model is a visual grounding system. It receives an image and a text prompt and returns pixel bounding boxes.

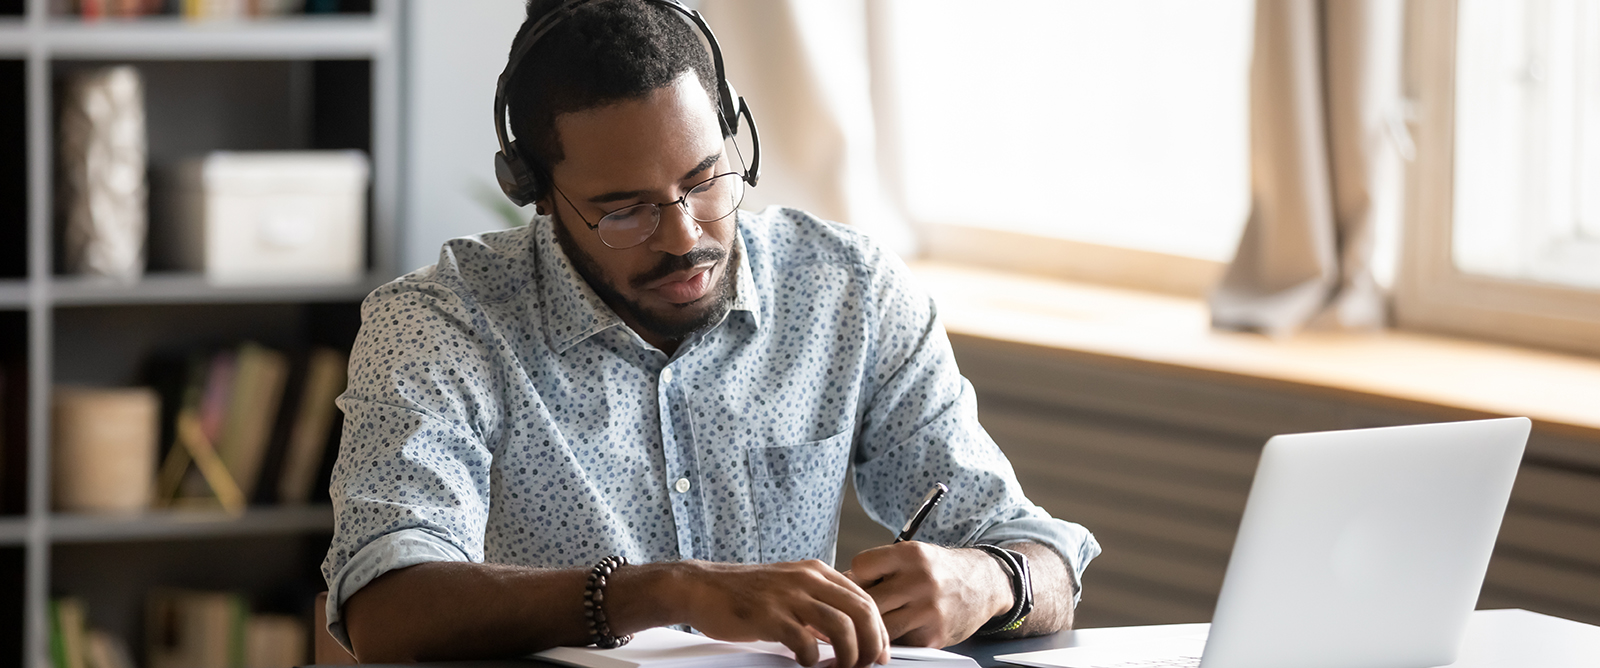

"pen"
[895,482,948,543]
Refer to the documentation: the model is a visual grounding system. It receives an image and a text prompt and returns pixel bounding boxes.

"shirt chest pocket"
[747,429,853,564]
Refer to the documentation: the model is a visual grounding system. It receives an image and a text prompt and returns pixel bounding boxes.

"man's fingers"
[856,572,916,617]
[802,582,885,668]
[776,621,823,668]
[847,545,898,586]
[800,600,859,668]
[815,563,876,601]
[880,605,916,643]
[819,578,896,668]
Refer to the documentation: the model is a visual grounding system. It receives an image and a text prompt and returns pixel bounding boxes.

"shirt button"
[661,367,674,384]
[674,478,691,493]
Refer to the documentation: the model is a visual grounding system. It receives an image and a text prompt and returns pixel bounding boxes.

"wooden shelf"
[48,505,333,543]
[0,15,389,59]
[0,278,29,309]
[0,515,28,546]
[0,17,26,56]
[41,15,389,59]
[50,273,380,307]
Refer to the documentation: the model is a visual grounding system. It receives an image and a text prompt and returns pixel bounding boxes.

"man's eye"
[689,179,718,195]
[603,205,653,225]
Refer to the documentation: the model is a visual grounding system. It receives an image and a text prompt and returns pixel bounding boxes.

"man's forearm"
[342,557,891,667]
[343,560,683,662]
[991,542,1075,638]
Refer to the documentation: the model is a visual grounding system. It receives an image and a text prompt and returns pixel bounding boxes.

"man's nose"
[647,201,701,256]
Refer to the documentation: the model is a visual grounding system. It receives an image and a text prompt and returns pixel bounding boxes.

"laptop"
[997,417,1531,668]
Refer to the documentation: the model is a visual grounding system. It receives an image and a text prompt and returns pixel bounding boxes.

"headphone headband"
[493,0,759,207]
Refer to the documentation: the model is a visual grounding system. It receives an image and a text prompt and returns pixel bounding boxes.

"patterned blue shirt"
[321,207,1100,646]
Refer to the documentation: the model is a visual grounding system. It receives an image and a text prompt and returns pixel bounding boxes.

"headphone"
[493,0,762,208]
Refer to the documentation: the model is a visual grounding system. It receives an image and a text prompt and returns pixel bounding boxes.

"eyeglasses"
[555,171,747,249]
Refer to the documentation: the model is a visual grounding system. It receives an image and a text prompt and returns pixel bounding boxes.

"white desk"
[965,609,1599,668]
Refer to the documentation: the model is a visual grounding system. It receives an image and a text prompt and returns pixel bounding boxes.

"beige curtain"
[699,0,915,255]
[1209,0,1405,336]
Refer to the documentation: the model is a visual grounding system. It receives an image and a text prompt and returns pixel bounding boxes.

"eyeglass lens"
[597,172,745,249]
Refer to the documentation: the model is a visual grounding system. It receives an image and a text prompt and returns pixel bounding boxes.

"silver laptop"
[998,417,1531,668]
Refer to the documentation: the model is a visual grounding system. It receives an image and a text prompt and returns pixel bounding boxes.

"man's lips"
[646,263,716,304]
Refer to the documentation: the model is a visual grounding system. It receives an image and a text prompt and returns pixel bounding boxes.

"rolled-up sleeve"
[851,255,1100,605]
[324,528,470,649]
[320,280,505,649]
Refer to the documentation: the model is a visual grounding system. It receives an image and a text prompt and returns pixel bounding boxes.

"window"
[1397,0,1600,356]
[1453,0,1600,290]
[880,0,1254,294]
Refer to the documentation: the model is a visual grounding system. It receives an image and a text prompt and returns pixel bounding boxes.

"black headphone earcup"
[494,141,543,207]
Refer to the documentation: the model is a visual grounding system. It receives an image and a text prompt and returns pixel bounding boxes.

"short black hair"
[506,0,720,187]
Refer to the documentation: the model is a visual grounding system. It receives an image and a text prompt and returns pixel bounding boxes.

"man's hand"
[844,542,1013,648]
[671,559,891,668]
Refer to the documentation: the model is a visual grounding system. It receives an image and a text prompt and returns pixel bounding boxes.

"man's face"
[544,72,739,349]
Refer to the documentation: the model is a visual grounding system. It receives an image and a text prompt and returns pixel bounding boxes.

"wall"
[402,0,530,274]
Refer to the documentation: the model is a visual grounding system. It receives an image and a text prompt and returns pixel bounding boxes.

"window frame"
[1395,0,1600,357]
[917,223,1224,299]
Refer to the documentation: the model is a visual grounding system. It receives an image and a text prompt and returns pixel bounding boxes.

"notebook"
[535,627,980,668]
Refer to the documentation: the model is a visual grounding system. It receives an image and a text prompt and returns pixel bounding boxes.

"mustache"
[630,246,727,289]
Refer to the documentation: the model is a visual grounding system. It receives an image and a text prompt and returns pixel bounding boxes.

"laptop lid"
[1201,417,1530,668]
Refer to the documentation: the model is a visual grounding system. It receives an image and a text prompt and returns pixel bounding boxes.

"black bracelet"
[583,555,632,649]
[972,544,1033,636]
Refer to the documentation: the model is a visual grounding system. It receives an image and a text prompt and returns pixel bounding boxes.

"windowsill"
[910,260,1600,438]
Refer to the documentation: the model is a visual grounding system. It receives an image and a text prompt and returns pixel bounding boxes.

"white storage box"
[168,151,369,285]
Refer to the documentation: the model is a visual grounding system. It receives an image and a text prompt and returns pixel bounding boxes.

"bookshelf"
[3,1,402,667]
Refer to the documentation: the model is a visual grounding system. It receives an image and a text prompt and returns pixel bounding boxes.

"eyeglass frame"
[552,168,748,250]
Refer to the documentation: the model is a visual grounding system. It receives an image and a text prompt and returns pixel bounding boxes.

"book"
[244,614,307,668]
[85,630,136,668]
[250,349,308,505]
[155,354,246,514]
[146,589,247,668]
[198,350,236,449]
[215,342,289,500]
[276,347,347,505]
[50,597,88,668]
[535,627,979,668]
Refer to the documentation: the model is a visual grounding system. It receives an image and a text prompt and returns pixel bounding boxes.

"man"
[322,2,1098,667]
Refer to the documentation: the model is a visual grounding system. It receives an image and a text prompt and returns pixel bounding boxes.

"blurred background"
[1,1,1598,667]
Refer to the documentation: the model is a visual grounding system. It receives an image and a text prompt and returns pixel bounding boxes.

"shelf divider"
[43,15,388,60]
[49,505,334,543]
[49,273,381,307]
[0,515,26,545]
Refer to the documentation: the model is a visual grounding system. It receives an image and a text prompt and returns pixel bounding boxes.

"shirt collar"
[727,228,761,329]
[534,215,761,354]
[534,217,625,354]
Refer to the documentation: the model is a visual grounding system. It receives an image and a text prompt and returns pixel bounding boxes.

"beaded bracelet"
[583,555,632,649]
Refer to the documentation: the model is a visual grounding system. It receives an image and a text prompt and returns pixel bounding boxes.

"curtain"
[1209,0,1406,336]
[699,0,915,256]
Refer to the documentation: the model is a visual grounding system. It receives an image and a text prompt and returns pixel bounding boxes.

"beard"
[550,211,739,344]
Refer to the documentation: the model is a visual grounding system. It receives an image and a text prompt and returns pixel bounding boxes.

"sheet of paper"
[537,628,979,668]
[994,635,1207,668]
[537,628,796,668]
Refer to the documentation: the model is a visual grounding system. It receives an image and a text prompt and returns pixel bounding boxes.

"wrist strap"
[584,555,632,649]
[972,544,1033,636]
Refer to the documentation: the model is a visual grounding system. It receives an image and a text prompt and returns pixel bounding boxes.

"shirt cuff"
[973,516,1101,607]
[324,528,471,653]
